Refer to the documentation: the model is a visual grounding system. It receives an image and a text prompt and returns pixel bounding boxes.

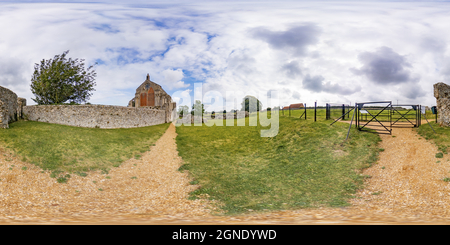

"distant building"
[128,73,176,123]
[282,103,304,110]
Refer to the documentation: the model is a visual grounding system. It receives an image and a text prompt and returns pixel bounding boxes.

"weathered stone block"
[0,86,24,129]
[434,82,450,126]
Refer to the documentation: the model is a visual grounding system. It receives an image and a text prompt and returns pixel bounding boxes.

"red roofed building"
[283,103,304,110]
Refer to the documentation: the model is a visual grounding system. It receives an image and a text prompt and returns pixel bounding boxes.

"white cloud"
[171,88,192,107]
[161,68,189,90]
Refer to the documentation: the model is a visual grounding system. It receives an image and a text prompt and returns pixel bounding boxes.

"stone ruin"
[434,82,450,126]
[0,86,26,129]
[176,111,250,124]
[128,74,177,123]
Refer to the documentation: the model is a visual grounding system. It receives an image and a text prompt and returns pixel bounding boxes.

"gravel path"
[0,123,216,223]
[2,122,450,224]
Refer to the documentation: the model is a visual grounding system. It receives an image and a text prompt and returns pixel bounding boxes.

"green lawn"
[416,121,449,154]
[175,112,382,215]
[0,121,169,177]
[281,108,327,120]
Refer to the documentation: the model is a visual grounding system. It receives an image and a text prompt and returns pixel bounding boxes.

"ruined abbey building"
[128,74,176,123]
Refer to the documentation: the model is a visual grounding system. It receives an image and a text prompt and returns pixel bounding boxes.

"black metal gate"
[343,101,434,140]
[391,104,421,128]
[356,101,392,135]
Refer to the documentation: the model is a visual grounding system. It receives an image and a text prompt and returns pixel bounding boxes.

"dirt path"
[2,122,450,224]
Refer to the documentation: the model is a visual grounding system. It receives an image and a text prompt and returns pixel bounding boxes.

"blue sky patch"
[88,23,120,33]
[106,47,146,65]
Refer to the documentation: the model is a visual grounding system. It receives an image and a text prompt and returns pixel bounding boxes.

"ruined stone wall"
[434,82,450,126]
[176,115,208,124]
[0,86,20,129]
[17,97,26,119]
[0,99,7,129]
[175,111,251,125]
[23,105,168,129]
[213,111,248,119]
[170,107,177,122]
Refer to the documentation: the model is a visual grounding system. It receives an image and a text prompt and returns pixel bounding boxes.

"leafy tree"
[31,50,97,105]
[241,95,263,112]
[177,105,190,117]
[191,100,205,116]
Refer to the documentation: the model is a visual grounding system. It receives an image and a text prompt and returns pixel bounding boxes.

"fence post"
[418,105,421,127]
[305,103,307,120]
[314,101,317,122]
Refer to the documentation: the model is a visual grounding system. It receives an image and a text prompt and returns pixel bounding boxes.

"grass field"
[281,107,327,120]
[175,112,382,214]
[416,121,449,154]
[0,120,169,177]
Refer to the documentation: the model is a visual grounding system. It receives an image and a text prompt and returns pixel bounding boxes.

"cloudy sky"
[1,0,449,111]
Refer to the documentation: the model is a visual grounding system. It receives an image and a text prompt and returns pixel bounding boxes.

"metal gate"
[391,104,421,128]
[343,101,433,140]
[356,101,392,135]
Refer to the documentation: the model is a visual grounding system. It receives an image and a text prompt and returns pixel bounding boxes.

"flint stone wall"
[23,105,168,129]
[212,111,248,119]
[0,100,7,129]
[176,115,208,124]
[0,86,25,129]
[176,111,251,124]
[434,82,450,126]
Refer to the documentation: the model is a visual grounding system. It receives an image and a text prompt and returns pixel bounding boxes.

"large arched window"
[140,93,147,107]
[148,87,155,106]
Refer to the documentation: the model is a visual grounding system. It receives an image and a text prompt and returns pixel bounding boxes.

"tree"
[191,100,205,116]
[177,105,189,117]
[31,50,97,105]
[241,95,263,112]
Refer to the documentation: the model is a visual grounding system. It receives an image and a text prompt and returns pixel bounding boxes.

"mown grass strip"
[0,121,169,174]
[176,113,381,215]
